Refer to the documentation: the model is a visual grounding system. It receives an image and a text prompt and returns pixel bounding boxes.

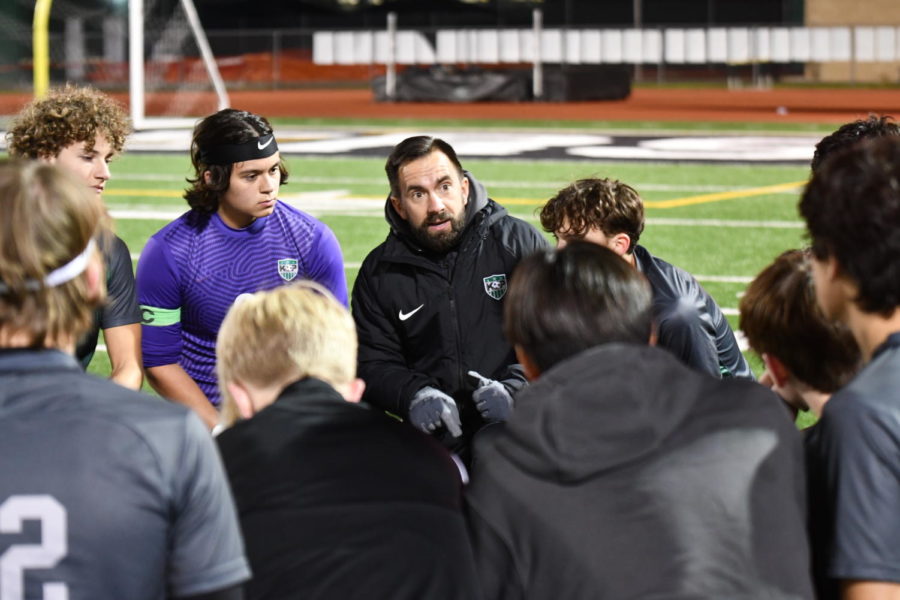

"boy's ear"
[343,377,366,404]
[610,232,633,256]
[226,380,256,420]
[84,253,104,302]
[762,353,791,388]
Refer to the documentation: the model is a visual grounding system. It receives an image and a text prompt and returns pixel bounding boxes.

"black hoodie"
[466,343,814,600]
[351,172,548,436]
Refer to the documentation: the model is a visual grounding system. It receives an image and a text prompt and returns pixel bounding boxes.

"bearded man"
[351,136,548,457]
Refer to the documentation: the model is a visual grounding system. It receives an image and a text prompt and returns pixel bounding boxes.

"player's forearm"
[105,323,144,390]
[110,361,144,390]
[842,580,900,600]
[146,364,219,429]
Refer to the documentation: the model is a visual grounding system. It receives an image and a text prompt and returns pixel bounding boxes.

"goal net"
[130,0,229,129]
[0,0,227,129]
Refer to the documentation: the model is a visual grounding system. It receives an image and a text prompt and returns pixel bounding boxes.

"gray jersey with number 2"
[0,349,250,600]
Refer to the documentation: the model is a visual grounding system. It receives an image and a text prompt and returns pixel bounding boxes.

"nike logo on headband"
[257,137,274,150]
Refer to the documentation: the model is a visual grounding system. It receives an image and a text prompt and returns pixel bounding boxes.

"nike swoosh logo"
[398,304,424,321]
[257,137,274,150]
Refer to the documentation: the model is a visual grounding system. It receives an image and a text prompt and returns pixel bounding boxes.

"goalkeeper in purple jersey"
[137,109,347,429]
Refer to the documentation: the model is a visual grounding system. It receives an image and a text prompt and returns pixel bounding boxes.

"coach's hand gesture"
[469,370,514,423]
[408,387,462,437]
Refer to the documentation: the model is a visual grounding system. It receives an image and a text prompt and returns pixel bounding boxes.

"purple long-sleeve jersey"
[137,202,347,404]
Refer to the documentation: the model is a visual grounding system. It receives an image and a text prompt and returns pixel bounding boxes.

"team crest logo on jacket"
[483,274,508,300]
[277,258,299,282]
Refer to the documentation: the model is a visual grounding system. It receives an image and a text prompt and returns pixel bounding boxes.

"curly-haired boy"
[6,85,142,389]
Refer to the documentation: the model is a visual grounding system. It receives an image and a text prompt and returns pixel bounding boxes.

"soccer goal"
[17,0,228,129]
[129,0,229,130]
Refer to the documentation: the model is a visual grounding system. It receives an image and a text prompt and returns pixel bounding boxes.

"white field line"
[111,208,801,231]
[648,218,801,228]
[110,172,801,195]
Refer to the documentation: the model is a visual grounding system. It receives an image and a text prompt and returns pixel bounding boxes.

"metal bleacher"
[313,25,900,72]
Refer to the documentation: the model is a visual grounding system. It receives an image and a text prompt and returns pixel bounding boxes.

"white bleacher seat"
[665,29,686,63]
[685,29,706,63]
[581,29,602,63]
[875,26,897,61]
[477,30,500,64]
[770,28,791,62]
[707,28,728,63]
[312,31,334,65]
[622,29,643,63]
[541,29,564,63]
[498,29,522,63]
[565,29,582,64]
[727,28,751,63]
[855,27,875,62]
[601,29,624,63]
[790,27,811,62]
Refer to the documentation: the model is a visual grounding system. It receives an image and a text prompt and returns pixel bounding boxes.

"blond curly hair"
[6,85,131,159]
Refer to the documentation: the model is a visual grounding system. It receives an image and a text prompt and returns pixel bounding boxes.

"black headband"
[198,134,279,166]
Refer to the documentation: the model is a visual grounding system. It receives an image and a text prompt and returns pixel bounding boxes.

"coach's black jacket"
[351,172,547,436]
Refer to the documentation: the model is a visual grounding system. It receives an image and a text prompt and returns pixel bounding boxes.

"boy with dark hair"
[811,114,899,173]
[0,159,249,599]
[466,241,814,599]
[739,249,861,420]
[800,136,900,600]
[6,85,142,389]
[137,108,347,428]
[540,177,751,379]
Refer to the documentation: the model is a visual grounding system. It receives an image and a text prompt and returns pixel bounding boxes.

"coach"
[351,135,548,455]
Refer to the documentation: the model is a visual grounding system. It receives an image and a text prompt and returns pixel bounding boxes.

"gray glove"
[408,387,462,438]
[468,370,514,422]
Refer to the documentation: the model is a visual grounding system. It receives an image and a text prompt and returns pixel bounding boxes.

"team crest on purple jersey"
[278,258,299,282]
[483,274,507,300]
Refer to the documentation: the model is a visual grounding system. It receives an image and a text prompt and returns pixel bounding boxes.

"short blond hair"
[0,159,107,346]
[217,281,357,425]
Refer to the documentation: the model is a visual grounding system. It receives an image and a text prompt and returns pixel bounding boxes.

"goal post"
[128,0,229,130]
[32,0,52,98]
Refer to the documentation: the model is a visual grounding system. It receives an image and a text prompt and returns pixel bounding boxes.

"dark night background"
[194,0,803,29]
[25,0,804,30]
[0,0,805,88]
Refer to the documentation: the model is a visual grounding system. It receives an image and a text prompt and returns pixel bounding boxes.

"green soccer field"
[91,150,815,426]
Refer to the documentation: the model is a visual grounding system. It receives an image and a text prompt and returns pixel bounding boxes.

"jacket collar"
[0,348,81,375]
[492,343,708,482]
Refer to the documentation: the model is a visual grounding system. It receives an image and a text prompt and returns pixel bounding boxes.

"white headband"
[0,238,96,294]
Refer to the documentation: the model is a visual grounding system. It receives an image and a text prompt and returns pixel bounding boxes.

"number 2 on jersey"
[0,496,68,600]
